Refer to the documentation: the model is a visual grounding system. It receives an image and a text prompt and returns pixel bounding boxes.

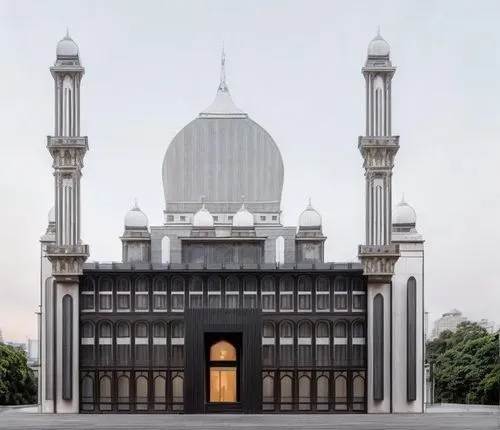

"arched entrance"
[208,340,238,403]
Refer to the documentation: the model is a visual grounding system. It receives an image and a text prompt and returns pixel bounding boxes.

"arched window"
[161,236,170,264]
[153,322,167,365]
[279,321,294,367]
[171,277,185,311]
[280,373,293,411]
[316,277,330,311]
[262,372,274,410]
[98,278,113,311]
[117,373,130,411]
[352,321,366,366]
[99,374,112,411]
[189,277,203,308]
[243,276,257,308]
[334,277,347,311]
[116,321,131,365]
[316,322,330,366]
[261,277,275,311]
[80,322,95,365]
[81,278,95,311]
[171,321,184,366]
[316,373,330,411]
[334,372,348,411]
[171,372,184,411]
[207,276,221,308]
[333,321,347,365]
[98,322,113,366]
[262,322,275,366]
[135,277,149,311]
[276,236,285,264]
[352,277,366,311]
[298,276,312,311]
[352,372,366,411]
[225,277,239,309]
[135,374,148,411]
[298,321,312,366]
[209,341,237,403]
[279,277,294,311]
[134,322,149,364]
[210,341,237,361]
[153,277,167,311]
[154,373,167,410]
[117,277,130,311]
[298,371,311,410]
[81,373,94,411]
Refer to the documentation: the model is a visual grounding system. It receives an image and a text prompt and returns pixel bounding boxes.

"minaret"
[44,31,89,413]
[358,30,400,413]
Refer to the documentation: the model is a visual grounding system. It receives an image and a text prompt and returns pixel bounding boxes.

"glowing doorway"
[209,340,237,403]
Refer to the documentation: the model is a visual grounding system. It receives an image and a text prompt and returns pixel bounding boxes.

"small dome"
[233,203,254,228]
[393,196,416,225]
[124,201,148,229]
[48,206,55,224]
[299,199,322,228]
[368,32,390,58]
[193,204,214,227]
[56,32,79,58]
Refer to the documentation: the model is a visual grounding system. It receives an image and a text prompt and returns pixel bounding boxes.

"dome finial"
[377,25,381,37]
[66,26,70,38]
[240,194,246,210]
[219,42,228,92]
[401,192,405,203]
[307,197,313,209]
[201,195,206,208]
[134,198,139,209]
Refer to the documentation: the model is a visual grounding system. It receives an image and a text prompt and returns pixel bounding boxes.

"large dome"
[162,56,284,215]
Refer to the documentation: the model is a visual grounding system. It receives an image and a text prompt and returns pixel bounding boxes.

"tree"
[426,321,500,405]
[0,343,37,405]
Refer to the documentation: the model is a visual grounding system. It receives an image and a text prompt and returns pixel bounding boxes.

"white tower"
[121,201,151,263]
[358,31,400,413]
[391,196,425,412]
[44,31,89,413]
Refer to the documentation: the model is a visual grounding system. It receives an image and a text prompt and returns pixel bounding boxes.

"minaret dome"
[367,29,390,58]
[298,199,322,229]
[233,201,254,228]
[392,195,417,227]
[56,30,79,58]
[193,201,215,227]
[124,201,149,230]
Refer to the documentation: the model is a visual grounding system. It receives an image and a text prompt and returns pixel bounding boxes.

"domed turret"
[124,201,149,230]
[56,29,79,58]
[392,195,417,226]
[298,199,322,229]
[233,202,254,228]
[193,201,214,227]
[367,29,390,58]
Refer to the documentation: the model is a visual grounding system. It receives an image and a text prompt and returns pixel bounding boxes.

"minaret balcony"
[47,136,88,149]
[46,244,89,257]
[358,136,399,148]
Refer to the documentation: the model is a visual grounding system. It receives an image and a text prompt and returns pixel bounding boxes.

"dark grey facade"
[78,265,367,413]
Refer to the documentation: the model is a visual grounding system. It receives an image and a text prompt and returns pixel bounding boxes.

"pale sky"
[1,0,499,342]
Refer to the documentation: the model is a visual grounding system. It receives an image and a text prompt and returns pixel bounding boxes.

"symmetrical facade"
[39,32,425,414]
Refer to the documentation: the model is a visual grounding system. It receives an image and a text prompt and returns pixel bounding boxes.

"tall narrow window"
[352,277,366,311]
[334,372,348,411]
[315,322,330,366]
[333,321,348,366]
[280,372,293,411]
[135,278,149,311]
[171,372,184,411]
[276,236,285,265]
[352,321,366,366]
[134,322,149,365]
[80,322,95,365]
[153,277,167,311]
[81,373,94,411]
[135,373,149,411]
[243,276,257,308]
[189,277,203,308]
[117,373,130,411]
[116,321,131,366]
[99,373,112,411]
[298,276,312,311]
[262,372,275,411]
[279,277,294,311]
[316,372,330,411]
[153,372,167,411]
[298,371,311,411]
[161,236,170,264]
[117,278,130,311]
[407,277,417,401]
[98,322,113,366]
[316,277,330,311]
[352,371,366,411]
[334,278,348,311]
[262,322,275,366]
[171,277,185,311]
[153,322,167,366]
[298,321,312,366]
[171,321,184,366]
[279,321,294,367]
[81,278,95,311]
[207,276,221,308]
[225,277,239,309]
[261,277,275,311]
[98,278,113,312]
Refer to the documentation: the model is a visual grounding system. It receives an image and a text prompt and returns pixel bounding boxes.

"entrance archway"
[208,340,238,403]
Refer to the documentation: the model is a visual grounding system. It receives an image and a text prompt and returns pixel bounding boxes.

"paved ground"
[0,411,499,430]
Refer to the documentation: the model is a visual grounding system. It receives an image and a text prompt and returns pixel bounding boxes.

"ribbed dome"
[125,202,149,229]
[393,196,416,225]
[162,53,284,215]
[368,32,390,58]
[48,206,55,224]
[57,32,79,58]
[299,200,322,228]
[193,204,214,227]
[233,203,254,228]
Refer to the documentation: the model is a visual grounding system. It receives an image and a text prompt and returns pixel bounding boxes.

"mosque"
[39,30,424,414]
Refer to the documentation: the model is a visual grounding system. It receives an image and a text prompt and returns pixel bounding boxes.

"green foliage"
[426,321,500,405]
[0,344,37,405]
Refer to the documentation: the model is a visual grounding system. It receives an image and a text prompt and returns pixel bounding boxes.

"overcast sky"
[1,0,499,342]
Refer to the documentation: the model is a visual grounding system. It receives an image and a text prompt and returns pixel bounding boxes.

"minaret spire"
[219,42,228,92]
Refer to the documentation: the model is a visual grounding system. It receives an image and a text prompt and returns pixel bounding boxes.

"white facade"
[430,310,467,339]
